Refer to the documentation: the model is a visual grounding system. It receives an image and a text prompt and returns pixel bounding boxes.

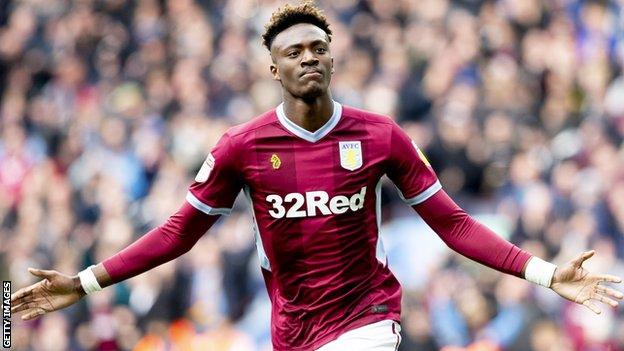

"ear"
[270,63,281,81]
[331,57,334,75]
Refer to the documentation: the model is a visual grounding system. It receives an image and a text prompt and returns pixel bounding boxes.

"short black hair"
[262,0,332,51]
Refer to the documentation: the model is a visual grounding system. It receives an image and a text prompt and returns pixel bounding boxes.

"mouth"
[300,69,323,78]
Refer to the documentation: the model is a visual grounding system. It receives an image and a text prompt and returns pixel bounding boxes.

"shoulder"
[208,109,278,158]
[220,108,281,153]
[340,104,396,127]
[226,109,279,139]
[340,104,400,145]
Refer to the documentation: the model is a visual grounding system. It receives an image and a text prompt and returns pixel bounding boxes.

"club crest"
[271,154,281,170]
[339,141,362,171]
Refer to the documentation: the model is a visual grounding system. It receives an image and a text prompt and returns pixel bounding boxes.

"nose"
[301,48,319,66]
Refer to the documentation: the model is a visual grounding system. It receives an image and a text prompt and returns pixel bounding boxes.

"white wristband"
[78,265,103,295]
[524,257,557,288]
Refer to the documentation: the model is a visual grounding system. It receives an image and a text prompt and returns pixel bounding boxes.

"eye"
[316,47,327,54]
[287,51,299,58]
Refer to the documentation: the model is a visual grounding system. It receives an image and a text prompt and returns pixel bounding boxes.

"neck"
[282,92,334,133]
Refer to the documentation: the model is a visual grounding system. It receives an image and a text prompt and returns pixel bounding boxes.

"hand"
[550,250,623,314]
[10,268,86,321]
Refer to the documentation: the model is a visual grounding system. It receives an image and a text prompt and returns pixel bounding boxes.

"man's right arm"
[12,132,242,319]
[11,201,221,320]
[80,201,221,291]
[82,131,243,290]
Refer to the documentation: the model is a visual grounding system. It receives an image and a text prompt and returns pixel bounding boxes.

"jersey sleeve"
[186,132,243,215]
[386,122,442,205]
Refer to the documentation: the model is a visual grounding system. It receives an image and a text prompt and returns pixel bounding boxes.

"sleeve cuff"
[524,256,557,288]
[398,180,442,205]
[186,191,232,216]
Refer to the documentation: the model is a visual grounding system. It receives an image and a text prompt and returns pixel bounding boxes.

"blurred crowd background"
[1,0,624,350]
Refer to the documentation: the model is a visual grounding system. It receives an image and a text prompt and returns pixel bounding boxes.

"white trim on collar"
[276,100,342,143]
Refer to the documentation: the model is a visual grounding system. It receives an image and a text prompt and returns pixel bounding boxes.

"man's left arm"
[413,189,530,277]
[413,176,623,314]
[386,121,623,314]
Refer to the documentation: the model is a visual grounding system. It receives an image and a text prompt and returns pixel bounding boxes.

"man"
[10,1,624,350]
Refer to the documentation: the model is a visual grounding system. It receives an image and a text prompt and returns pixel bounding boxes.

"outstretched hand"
[10,268,85,321]
[550,250,623,314]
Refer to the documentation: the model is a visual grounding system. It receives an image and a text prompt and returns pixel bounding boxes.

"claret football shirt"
[186,100,441,350]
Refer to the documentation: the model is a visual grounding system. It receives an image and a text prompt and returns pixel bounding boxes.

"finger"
[592,293,619,308]
[597,274,622,284]
[28,268,56,279]
[11,302,32,314]
[11,299,44,314]
[596,285,624,300]
[10,285,36,303]
[21,307,46,321]
[573,250,595,267]
[582,300,601,314]
[10,293,34,308]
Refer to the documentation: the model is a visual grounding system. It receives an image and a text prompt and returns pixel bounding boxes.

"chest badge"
[339,141,363,171]
[270,154,281,170]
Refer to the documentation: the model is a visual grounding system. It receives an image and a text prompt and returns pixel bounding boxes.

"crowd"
[1,0,624,350]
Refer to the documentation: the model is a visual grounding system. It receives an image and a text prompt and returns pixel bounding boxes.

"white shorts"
[315,319,402,351]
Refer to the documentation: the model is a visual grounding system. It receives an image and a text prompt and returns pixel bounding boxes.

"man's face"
[270,23,333,100]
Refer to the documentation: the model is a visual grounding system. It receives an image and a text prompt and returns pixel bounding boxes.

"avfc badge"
[339,141,363,171]
[195,153,215,182]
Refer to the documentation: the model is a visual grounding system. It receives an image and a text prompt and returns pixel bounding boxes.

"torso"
[230,101,402,350]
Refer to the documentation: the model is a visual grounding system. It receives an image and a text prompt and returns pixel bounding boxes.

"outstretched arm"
[413,189,531,277]
[100,201,219,284]
[11,130,243,321]
[11,201,219,320]
[414,189,623,314]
